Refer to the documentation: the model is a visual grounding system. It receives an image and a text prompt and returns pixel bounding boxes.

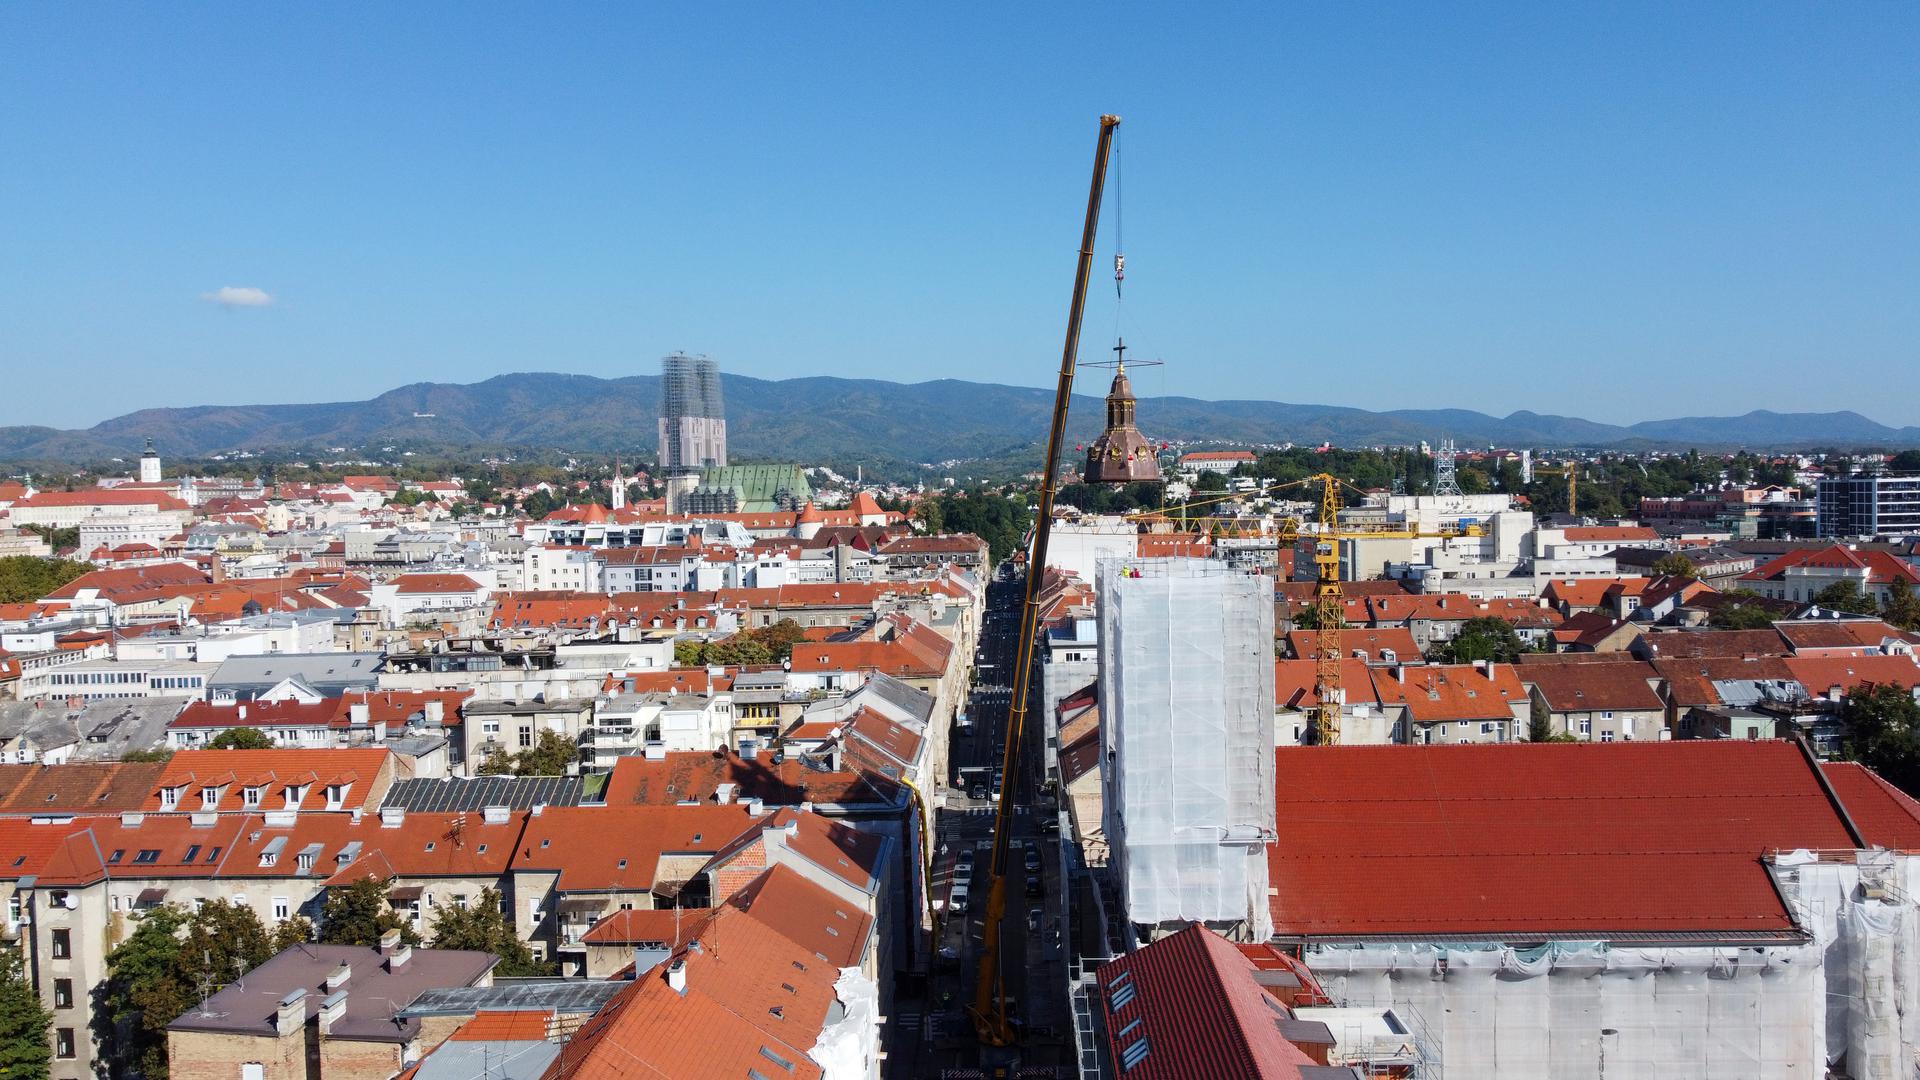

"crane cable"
[1113,123,1125,302]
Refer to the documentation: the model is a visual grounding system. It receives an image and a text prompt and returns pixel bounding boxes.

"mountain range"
[2,372,1916,470]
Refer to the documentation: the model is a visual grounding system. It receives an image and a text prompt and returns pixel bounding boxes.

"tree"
[912,497,944,535]
[429,889,552,977]
[1844,682,1920,797]
[757,619,809,662]
[0,555,91,604]
[1882,579,1920,632]
[1652,552,1698,578]
[1707,588,1776,630]
[476,731,579,777]
[205,727,275,750]
[1191,470,1228,493]
[673,639,705,666]
[1435,617,1527,665]
[96,905,190,1078]
[95,902,308,1079]
[0,947,51,1080]
[319,876,422,948]
[1812,581,1880,616]
[272,915,315,953]
[119,747,174,763]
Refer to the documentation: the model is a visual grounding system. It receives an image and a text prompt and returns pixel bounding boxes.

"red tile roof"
[1285,628,1421,663]
[1372,664,1526,723]
[1561,526,1659,543]
[392,573,485,594]
[1777,619,1920,654]
[511,805,769,892]
[1520,661,1665,712]
[448,1011,553,1042]
[0,762,165,814]
[1095,922,1321,1080]
[725,863,875,968]
[13,489,189,510]
[1744,544,1920,586]
[1635,628,1789,660]
[601,750,899,808]
[150,748,392,812]
[1784,655,1920,697]
[1267,741,1894,939]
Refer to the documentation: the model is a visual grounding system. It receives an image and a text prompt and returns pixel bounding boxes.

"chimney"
[378,928,403,952]
[381,806,405,828]
[386,943,412,972]
[275,988,307,1035]
[714,783,736,806]
[318,990,347,1035]
[349,702,370,726]
[424,701,445,725]
[237,704,248,721]
[1390,664,1407,683]
[743,797,765,817]
[324,963,351,992]
[665,957,688,994]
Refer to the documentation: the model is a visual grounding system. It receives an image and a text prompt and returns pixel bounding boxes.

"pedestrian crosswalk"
[956,805,1030,816]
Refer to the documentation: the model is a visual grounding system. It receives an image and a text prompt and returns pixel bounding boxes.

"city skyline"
[3,5,1916,427]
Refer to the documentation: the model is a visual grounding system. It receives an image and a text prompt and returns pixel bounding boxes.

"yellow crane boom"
[972,113,1120,1048]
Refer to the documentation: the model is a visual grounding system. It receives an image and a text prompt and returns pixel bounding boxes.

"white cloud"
[201,285,274,308]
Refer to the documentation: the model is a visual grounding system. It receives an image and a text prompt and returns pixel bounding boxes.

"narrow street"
[896,571,1074,1078]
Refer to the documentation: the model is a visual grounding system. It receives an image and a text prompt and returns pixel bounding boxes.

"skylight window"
[1109,979,1137,1010]
[1120,1036,1150,1071]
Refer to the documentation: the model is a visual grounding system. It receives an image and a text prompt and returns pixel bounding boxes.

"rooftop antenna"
[1434,439,1463,497]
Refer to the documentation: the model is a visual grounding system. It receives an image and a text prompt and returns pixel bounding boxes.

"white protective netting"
[1303,851,1920,1079]
[1097,557,1275,937]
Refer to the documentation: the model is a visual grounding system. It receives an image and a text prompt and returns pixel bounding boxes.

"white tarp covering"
[811,966,882,1080]
[1098,557,1275,938]
[1306,851,1920,1079]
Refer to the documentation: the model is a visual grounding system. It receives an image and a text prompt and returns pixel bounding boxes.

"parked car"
[952,863,973,889]
[971,785,988,801]
[1026,907,1043,931]
[1023,849,1042,873]
[1024,875,1044,898]
[951,883,971,910]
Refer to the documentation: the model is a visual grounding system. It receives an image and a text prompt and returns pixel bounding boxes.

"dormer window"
[284,784,310,809]
[158,785,185,811]
[324,784,350,811]
[200,786,224,811]
[243,786,263,808]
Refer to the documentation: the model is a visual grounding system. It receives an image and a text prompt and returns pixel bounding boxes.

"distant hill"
[2,372,1917,468]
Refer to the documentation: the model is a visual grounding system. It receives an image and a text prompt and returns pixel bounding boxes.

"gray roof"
[398,978,625,1017]
[862,671,935,724]
[383,775,586,812]
[412,1040,559,1080]
[168,944,495,1042]
[0,698,186,761]
[207,652,384,697]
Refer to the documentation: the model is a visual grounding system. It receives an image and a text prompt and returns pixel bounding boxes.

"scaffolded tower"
[658,353,727,512]
[1098,557,1276,942]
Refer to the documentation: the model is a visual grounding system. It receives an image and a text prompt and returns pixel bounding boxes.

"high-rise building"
[657,353,726,512]
[657,352,727,473]
[1097,557,1275,942]
[1818,474,1920,538]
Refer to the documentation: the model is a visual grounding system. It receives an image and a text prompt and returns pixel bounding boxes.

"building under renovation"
[1098,556,1274,942]
[657,352,727,512]
[1268,739,1920,1079]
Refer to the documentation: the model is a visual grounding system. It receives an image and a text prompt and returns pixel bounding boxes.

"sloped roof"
[725,862,875,968]
[1095,922,1321,1080]
[1635,629,1789,660]
[1742,544,1920,586]
[1520,661,1665,712]
[0,761,165,814]
[602,750,899,809]
[1266,741,1901,939]
[1372,664,1525,724]
[1784,655,1920,696]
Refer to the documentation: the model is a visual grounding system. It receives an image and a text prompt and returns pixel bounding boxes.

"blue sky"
[2,4,1915,429]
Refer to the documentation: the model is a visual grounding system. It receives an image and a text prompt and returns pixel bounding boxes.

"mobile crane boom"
[971,113,1120,1047]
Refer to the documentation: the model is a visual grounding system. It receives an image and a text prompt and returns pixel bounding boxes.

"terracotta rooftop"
[1267,741,1917,940]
